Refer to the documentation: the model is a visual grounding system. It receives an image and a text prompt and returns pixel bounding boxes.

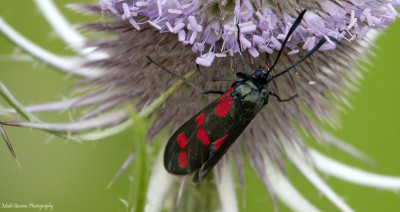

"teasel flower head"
[1,0,400,211]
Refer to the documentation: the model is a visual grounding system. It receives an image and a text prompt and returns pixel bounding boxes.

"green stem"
[139,71,195,118]
[125,109,149,212]
[127,71,196,211]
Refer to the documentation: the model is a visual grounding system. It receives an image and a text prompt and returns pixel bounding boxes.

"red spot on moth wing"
[218,87,234,101]
[215,96,233,117]
[196,128,210,145]
[212,135,228,151]
[177,133,187,149]
[195,113,205,127]
[178,152,187,168]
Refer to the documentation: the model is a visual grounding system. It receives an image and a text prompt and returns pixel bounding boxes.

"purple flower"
[99,0,399,67]
[1,0,400,211]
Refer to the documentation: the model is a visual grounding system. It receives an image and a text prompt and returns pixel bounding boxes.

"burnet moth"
[147,10,340,183]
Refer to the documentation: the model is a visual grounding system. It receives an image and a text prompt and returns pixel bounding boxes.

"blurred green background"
[1,1,400,211]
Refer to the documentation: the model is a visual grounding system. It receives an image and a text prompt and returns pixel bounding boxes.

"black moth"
[147,10,340,183]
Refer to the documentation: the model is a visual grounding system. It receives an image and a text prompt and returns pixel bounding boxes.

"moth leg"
[269,92,298,102]
[146,56,224,95]
[212,77,242,82]
[196,64,212,79]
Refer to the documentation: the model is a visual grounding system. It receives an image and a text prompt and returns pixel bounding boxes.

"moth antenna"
[270,36,340,81]
[269,10,307,72]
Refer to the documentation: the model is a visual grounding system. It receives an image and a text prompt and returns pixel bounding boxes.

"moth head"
[252,68,270,84]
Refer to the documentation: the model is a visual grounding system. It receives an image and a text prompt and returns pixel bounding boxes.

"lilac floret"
[100,0,400,66]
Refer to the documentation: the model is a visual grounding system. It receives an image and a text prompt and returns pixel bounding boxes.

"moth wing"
[163,101,220,175]
[192,116,251,183]
[164,86,257,180]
